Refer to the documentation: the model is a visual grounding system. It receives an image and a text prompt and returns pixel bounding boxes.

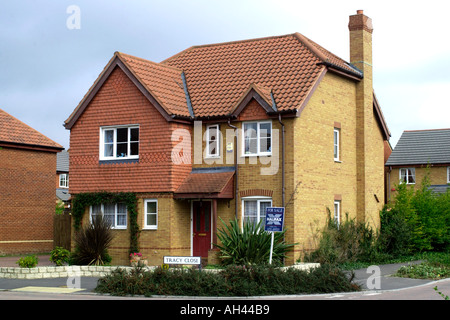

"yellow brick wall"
[292,72,358,260]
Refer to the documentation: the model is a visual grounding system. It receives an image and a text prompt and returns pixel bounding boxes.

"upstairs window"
[243,121,272,156]
[334,128,340,161]
[206,124,220,158]
[400,168,416,184]
[59,174,69,188]
[447,167,450,183]
[100,126,139,161]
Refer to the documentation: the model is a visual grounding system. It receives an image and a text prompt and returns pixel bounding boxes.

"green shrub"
[49,246,71,266]
[71,215,114,266]
[214,218,296,266]
[386,171,450,253]
[304,211,378,265]
[95,264,360,297]
[16,255,39,268]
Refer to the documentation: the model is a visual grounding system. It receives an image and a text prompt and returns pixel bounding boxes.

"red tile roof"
[118,52,191,118]
[175,170,234,195]
[162,33,362,118]
[0,108,63,150]
[65,32,364,127]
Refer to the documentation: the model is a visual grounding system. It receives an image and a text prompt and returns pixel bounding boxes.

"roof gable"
[0,108,63,151]
[64,52,190,129]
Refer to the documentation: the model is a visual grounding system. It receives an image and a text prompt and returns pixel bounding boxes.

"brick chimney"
[349,10,375,225]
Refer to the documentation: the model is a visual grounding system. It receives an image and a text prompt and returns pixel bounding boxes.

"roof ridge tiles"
[160,33,298,65]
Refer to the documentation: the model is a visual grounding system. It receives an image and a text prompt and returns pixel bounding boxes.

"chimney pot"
[357,10,364,15]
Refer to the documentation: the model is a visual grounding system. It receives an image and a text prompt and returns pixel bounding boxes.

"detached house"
[0,108,63,255]
[65,10,390,265]
[386,129,450,198]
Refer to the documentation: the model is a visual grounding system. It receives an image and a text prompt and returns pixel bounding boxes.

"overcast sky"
[1,0,449,150]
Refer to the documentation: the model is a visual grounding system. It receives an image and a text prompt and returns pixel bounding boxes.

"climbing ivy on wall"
[72,192,140,254]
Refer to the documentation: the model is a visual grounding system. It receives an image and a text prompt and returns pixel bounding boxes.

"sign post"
[264,207,285,264]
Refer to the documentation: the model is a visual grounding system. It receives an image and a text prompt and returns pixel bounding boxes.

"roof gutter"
[317,61,363,80]
[227,118,239,220]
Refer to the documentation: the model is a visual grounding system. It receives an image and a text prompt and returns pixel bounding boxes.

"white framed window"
[334,200,341,226]
[447,167,450,183]
[334,128,340,161]
[400,168,416,184]
[206,124,220,158]
[144,199,158,230]
[90,203,127,229]
[59,174,69,188]
[242,197,272,229]
[100,125,139,160]
[242,121,272,156]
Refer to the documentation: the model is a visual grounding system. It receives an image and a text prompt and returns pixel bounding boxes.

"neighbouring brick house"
[65,10,390,265]
[386,129,450,199]
[56,150,71,208]
[0,108,64,255]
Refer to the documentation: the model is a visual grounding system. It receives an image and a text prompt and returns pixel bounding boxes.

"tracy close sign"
[163,256,201,265]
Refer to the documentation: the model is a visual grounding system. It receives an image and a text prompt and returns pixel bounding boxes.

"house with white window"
[56,150,71,208]
[386,128,450,199]
[64,11,390,266]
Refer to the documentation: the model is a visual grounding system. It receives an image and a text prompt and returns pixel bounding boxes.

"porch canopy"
[174,167,235,253]
[173,167,235,200]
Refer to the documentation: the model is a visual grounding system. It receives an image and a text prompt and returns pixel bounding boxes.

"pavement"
[0,255,449,299]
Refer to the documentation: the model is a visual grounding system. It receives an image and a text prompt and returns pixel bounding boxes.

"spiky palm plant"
[72,215,114,266]
[214,218,296,266]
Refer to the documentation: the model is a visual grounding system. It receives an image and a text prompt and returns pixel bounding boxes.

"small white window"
[206,125,220,157]
[334,128,340,161]
[400,168,416,184]
[90,203,127,229]
[243,121,272,156]
[144,199,158,230]
[59,174,69,188]
[334,201,341,226]
[447,167,450,183]
[242,197,272,229]
[100,125,139,160]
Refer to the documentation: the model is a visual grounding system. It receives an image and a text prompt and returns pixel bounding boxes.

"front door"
[192,201,211,258]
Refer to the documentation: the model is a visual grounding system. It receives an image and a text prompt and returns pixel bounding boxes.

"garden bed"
[0,262,320,280]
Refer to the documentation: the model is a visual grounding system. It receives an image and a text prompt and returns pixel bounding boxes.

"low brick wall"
[0,263,320,279]
[0,265,155,279]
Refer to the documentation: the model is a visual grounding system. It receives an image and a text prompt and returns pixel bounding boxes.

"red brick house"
[65,11,390,265]
[0,108,64,255]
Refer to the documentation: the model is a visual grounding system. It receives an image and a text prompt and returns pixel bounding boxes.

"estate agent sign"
[264,207,285,264]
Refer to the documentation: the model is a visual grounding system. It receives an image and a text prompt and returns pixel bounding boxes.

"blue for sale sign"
[264,207,285,232]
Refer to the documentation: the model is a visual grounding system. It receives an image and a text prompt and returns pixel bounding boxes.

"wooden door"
[192,201,211,258]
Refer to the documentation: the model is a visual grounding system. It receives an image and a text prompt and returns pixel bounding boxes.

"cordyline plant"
[72,215,114,266]
[214,218,296,266]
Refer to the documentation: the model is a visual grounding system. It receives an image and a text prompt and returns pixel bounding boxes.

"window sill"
[242,154,272,158]
[99,159,139,165]
[142,227,157,231]
[334,160,342,163]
